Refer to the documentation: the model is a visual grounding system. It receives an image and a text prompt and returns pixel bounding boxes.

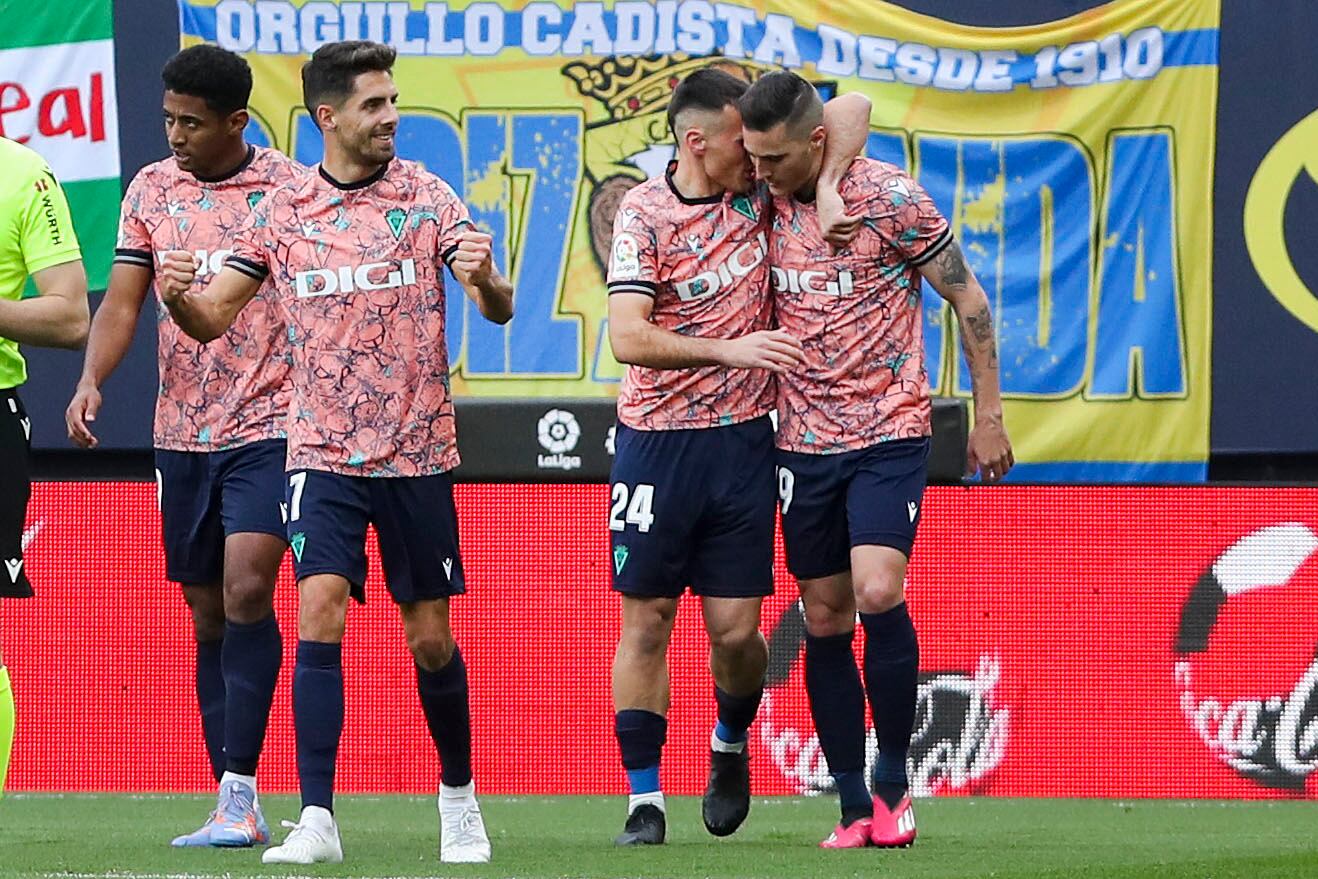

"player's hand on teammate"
[65,382,102,449]
[721,330,805,372]
[816,184,863,248]
[450,229,494,287]
[157,250,199,305]
[966,412,1014,483]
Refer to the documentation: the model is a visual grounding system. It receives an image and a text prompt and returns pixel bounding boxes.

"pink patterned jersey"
[226,159,472,477]
[770,158,952,453]
[115,146,299,451]
[607,165,775,431]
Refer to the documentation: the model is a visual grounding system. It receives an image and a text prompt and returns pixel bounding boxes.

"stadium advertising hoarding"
[6,482,1318,798]
[0,0,120,291]
[176,0,1219,482]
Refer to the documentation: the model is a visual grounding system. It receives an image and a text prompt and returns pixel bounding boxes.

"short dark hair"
[667,67,748,138]
[302,40,397,124]
[738,70,823,137]
[161,44,252,116]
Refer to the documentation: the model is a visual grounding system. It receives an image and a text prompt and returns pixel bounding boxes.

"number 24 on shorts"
[609,482,655,533]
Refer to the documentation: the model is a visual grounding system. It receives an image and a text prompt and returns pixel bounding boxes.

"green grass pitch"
[3,794,1317,878]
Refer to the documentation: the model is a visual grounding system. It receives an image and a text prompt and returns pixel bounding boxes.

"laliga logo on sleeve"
[1174,523,1318,790]
[536,409,582,471]
[611,233,641,280]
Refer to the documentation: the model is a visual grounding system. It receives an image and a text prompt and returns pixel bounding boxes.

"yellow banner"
[180,0,1218,480]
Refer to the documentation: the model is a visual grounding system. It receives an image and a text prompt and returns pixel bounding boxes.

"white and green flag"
[0,1,119,291]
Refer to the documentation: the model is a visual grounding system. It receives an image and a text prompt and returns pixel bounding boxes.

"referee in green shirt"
[0,135,90,796]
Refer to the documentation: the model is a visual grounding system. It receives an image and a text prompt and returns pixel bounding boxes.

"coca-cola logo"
[1174,523,1318,790]
[759,601,1008,796]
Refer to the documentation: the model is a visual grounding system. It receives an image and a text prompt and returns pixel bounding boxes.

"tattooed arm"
[918,239,1014,482]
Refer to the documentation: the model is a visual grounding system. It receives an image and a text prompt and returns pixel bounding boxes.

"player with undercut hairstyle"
[740,70,1013,849]
[156,40,513,866]
[605,65,871,846]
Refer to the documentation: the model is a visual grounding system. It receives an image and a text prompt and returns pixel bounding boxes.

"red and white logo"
[1174,523,1318,790]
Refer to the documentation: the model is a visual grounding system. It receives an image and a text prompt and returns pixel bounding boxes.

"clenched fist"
[449,229,494,288]
[157,250,199,304]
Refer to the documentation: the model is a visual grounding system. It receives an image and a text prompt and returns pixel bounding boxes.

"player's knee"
[621,616,672,658]
[223,571,275,623]
[183,586,225,641]
[298,589,348,643]
[801,600,854,638]
[620,600,676,657]
[408,630,455,671]
[853,572,905,614]
[708,623,763,661]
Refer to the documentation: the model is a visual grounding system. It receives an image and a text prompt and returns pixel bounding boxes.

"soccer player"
[738,71,1014,849]
[154,40,512,866]
[64,45,300,847]
[0,137,91,796]
[606,67,870,846]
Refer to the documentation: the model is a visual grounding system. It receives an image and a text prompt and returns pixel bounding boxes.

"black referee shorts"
[0,388,33,598]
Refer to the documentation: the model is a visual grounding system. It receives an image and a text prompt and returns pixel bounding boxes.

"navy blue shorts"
[284,469,464,604]
[777,437,930,580]
[155,439,289,585]
[609,416,775,599]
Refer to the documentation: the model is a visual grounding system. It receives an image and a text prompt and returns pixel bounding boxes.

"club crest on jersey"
[611,233,641,280]
[385,207,407,239]
[673,231,767,301]
[295,259,418,298]
[730,193,758,222]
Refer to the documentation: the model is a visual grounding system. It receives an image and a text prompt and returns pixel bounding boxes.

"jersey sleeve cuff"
[225,255,269,280]
[907,227,954,267]
[113,248,154,271]
[607,280,658,297]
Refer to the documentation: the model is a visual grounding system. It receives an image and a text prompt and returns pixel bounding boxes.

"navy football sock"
[195,637,226,783]
[416,647,473,788]
[222,615,282,777]
[713,685,763,746]
[804,631,870,818]
[615,709,666,795]
[860,603,919,805]
[294,640,343,812]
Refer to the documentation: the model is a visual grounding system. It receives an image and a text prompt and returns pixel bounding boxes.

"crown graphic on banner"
[564,53,765,120]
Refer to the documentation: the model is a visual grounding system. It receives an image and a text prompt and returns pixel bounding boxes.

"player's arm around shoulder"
[917,237,1014,482]
[816,91,873,247]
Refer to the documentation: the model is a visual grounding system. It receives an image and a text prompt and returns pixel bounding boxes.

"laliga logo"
[1174,523,1318,789]
[673,232,768,301]
[758,600,1008,796]
[295,259,417,298]
[1244,109,1318,333]
[536,408,582,471]
[770,266,856,296]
